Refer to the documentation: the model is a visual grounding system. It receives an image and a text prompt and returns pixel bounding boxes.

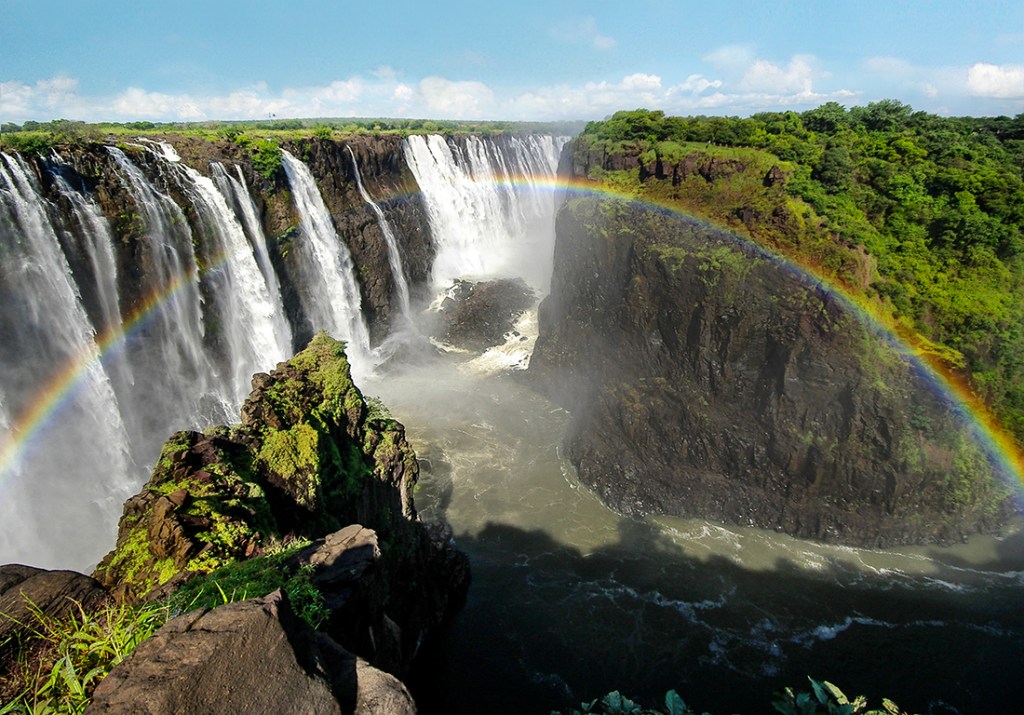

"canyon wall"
[530,196,1012,546]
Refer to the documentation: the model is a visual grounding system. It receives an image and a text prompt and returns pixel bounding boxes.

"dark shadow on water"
[407,516,1024,715]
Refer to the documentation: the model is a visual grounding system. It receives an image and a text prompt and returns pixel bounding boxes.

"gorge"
[1,123,1023,714]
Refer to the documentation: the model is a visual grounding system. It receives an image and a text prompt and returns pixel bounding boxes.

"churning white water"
[211,162,293,352]
[403,134,566,292]
[145,142,291,402]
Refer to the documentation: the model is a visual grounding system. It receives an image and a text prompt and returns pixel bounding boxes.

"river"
[365,346,1024,715]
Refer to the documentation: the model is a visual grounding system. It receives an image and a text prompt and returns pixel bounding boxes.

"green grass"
[0,598,169,714]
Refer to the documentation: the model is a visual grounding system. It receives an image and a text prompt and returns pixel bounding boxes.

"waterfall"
[45,153,136,407]
[47,153,125,342]
[142,142,291,402]
[346,146,412,325]
[280,150,372,371]
[106,146,234,432]
[0,153,136,569]
[0,133,568,569]
[403,134,567,292]
[212,162,293,351]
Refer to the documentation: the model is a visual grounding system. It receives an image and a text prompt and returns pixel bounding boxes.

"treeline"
[580,104,1024,440]
[1,116,583,139]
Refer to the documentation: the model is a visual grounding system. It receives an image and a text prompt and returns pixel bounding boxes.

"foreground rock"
[87,590,415,715]
[531,197,1012,546]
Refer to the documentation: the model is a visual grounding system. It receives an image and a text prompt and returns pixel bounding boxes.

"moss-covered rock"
[92,333,468,673]
[95,334,418,601]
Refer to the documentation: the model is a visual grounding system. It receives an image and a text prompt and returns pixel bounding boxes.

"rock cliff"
[530,197,1012,546]
[93,334,468,671]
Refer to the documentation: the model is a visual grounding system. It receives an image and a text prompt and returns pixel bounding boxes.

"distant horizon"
[2,1,1022,123]
[2,101,1021,132]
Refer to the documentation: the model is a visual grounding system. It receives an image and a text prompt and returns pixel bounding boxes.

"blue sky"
[2,1,1023,122]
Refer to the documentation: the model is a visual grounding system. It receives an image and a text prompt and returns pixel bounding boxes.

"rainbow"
[0,248,230,492]
[2,170,1022,510]
[488,173,1024,490]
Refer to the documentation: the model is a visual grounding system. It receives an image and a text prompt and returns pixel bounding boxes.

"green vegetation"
[577,106,1024,443]
[0,116,583,154]
[555,679,915,715]
[0,598,169,714]
[0,543,332,713]
[167,542,329,629]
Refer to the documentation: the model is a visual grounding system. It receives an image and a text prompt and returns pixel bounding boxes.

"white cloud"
[739,55,819,94]
[371,65,398,80]
[112,88,205,120]
[418,77,495,118]
[863,56,916,76]
[586,73,661,92]
[0,69,863,124]
[702,45,756,72]
[668,74,723,95]
[862,56,1024,106]
[967,63,1024,98]
[621,73,662,91]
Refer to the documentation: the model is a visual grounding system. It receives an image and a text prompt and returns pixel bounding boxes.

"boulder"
[0,565,107,660]
[436,278,534,352]
[86,590,415,715]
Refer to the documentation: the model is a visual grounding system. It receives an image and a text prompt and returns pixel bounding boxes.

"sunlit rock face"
[531,197,1012,546]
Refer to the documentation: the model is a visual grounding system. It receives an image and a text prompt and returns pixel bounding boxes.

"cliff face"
[35,134,432,349]
[531,197,1011,546]
[278,136,434,342]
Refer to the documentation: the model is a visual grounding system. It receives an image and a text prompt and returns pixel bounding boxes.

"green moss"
[100,526,156,592]
[258,423,321,509]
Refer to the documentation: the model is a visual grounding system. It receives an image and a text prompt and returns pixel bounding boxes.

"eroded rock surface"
[531,197,1011,546]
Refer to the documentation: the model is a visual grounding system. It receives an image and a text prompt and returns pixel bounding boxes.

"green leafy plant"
[250,138,282,180]
[772,677,912,715]
[556,689,704,715]
[554,680,916,715]
[0,598,169,714]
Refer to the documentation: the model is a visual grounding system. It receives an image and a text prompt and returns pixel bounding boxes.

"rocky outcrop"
[0,565,108,661]
[566,139,748,186]
[86,590,415,715]
[94,333,468,672]
[435,278,535,351]
[531,197,1012,546]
